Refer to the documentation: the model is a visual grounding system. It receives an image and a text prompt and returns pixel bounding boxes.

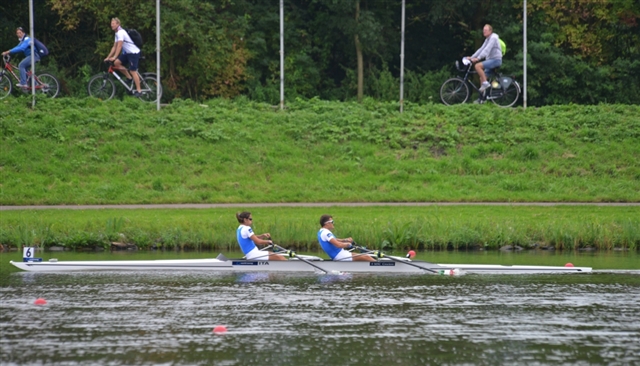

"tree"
[48,0,251,99]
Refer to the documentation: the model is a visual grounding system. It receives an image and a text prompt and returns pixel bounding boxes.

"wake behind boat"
[10,253,592,275]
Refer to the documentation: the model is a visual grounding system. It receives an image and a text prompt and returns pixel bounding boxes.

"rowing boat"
[9,254,591,274]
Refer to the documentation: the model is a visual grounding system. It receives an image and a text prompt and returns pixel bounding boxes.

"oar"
[273,244,329,274]
[351,243,441,274]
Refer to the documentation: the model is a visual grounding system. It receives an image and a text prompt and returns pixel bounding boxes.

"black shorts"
[118,53,140,71]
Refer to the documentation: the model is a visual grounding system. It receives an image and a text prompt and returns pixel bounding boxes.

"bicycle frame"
[457,63,503,101]
[109,63,136,92]
[87,60,160,103]
[104,62,154,94]
[2,56,47,92]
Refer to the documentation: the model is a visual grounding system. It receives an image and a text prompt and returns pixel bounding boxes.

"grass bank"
[1,97,639,204]
[1,206,638,251]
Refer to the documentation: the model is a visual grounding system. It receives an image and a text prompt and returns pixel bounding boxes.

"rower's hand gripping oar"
[273,244,328,274]
[352,242,460,275]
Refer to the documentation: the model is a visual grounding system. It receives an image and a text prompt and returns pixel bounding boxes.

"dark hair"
[319,214,333,227]
[236,211,251,223]
[16,27,25,32]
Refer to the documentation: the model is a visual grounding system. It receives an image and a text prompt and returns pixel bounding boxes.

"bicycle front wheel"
[440,78,470,105]
[138,75,162,103]
[0,74,12,99]
[35,73,60,98]
[87,74,115,101]
[491,80,521,108]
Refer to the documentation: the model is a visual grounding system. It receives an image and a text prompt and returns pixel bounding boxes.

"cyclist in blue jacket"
[2,27,39,88]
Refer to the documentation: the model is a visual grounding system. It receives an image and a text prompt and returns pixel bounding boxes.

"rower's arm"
[329,237,352,249]
[250,234,272,246]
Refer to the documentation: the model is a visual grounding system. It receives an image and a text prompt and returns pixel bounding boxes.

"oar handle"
[273,244,294,256]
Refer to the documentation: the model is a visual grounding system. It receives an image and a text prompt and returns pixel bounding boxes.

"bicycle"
[0,55,60,99]
[87,61,161,103]
[440,60,521,107]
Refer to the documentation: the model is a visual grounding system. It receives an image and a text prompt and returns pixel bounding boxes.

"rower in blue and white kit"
[236,212,287,261]
[317,214,375,262]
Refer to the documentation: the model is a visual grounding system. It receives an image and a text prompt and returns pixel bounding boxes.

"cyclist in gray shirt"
[466,24,502,93]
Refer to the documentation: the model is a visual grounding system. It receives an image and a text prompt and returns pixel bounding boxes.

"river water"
[1,251,639,365]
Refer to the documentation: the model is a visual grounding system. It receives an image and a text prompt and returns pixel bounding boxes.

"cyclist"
[2,27,39,88]
[465,24,502,96]
[104,17,141,97]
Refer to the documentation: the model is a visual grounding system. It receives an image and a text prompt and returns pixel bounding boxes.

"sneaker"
[479,81,490,92]
[17,83,28,88]
[473,98,485,104]
[132,91,141,97]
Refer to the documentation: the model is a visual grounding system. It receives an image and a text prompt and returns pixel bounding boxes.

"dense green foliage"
[1,98,639,204]
[1,0,638,104]
[1,206,638,251]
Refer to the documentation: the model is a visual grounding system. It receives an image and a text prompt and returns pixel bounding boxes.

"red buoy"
[565,263,574,267]
[407,250,416,259]
[34,298,47,305]
[213,325,227,334]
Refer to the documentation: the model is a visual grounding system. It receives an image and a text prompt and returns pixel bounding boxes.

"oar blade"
[436,268,465,276]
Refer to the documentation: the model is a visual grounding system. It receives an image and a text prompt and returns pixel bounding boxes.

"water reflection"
[235,272,271,283]
[317,272,353,284]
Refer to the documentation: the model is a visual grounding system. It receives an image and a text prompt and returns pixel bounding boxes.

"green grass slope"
[1,97,639,204]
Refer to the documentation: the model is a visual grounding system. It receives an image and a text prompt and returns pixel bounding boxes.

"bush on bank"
[0,207,638,251]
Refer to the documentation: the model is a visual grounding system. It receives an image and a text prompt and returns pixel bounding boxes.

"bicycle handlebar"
[455,60,478,74]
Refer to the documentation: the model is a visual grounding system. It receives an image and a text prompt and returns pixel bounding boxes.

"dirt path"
[1,202,639,210]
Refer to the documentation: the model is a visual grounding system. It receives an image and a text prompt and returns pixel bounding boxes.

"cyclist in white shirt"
[104,17,142,96]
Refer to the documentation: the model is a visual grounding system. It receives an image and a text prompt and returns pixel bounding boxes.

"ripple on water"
[1,272,639,365]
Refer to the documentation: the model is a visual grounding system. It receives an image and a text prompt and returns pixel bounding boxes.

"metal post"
[523,0,527,109]
[279,0,284,110]
[399,0,405,113]
[156,0,161,111]
[29,0,35,108]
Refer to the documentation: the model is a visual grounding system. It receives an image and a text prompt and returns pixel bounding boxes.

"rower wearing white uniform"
[236,212,286,261]
[317,215,375,262]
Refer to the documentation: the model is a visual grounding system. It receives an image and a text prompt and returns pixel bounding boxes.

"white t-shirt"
[115,28,140,55]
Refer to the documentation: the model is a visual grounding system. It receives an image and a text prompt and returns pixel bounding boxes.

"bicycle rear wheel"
[0,74,12,99]
[137,75,162,103]
[440,78,470,105]
[490,80,521,108]
[87,74,116,101]
[35,73,60,98]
